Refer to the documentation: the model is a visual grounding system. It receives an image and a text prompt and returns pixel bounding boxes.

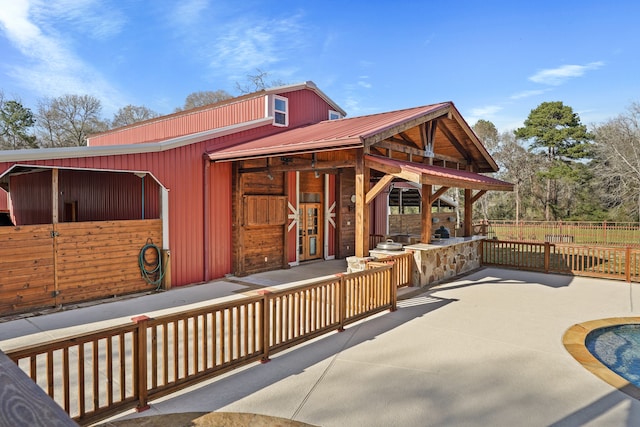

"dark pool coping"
[563,317,640,400]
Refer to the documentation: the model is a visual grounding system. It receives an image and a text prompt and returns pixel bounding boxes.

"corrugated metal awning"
[207,103,451,162]
[365,155,513,192]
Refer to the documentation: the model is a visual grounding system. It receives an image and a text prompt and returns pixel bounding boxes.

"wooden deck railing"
[5,264,395,426]
[482,240,640,282]
[367,252,413,288]
[479,220,640,247]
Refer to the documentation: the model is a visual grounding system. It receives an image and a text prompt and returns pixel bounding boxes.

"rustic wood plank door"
[298,203,323,261]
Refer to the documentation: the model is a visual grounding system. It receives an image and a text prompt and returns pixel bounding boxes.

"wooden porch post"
[421,184,432,243]
[464,188,473,237]
[52,168,59,224]
[355,149,370,257]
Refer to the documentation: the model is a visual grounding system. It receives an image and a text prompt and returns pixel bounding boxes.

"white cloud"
[470,105,503,117]
[529,61,604,86]
[205,14,306,78]
[173,0,210,27]
[0,0,126,112]
[510,89,549,100]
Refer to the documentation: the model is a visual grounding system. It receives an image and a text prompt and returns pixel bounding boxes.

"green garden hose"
[139,239,165,290]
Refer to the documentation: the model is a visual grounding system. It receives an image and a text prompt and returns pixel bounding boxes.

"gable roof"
[89,81,346,141]
[207,102,499,173]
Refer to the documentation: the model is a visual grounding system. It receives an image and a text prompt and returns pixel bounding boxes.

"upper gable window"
[273,95,288,127]
[328,110,343,120]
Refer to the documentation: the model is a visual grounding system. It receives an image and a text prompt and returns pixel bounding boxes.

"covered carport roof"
[0,164,167,192]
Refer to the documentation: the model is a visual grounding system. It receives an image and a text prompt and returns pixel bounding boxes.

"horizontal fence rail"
[478,220,640,247]
[482,240,640,282]
[5,264,396,426]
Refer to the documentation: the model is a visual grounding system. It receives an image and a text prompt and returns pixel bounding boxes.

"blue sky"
[0,0,638,133]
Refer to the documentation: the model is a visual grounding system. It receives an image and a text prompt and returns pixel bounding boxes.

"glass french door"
[299,202,323,261]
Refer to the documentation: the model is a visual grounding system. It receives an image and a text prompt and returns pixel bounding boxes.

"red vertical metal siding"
[0,188,8,212]
[9,170,52,224]
[283,90,336,127]
[89,97,266,146]
[58,170,160,221]
[0,87,339,286]
[373,188,389,235]
[208,162,232,278]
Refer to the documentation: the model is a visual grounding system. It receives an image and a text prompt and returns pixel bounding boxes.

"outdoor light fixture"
[314,171,320,178]
[424,142,434,158]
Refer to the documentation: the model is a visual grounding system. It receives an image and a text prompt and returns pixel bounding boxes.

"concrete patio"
[3,263,640,426]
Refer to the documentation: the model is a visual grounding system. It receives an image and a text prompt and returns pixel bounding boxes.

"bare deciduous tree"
[111,104,159,128]
[175,90,233,112]
[592,103,640,220]
[36,94,108,147]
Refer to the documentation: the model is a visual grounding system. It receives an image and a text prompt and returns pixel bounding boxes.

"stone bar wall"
[405,238,483,287]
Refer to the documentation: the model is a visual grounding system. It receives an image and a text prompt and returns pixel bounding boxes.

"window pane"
[274,98,286,112]
[275,112,286,125]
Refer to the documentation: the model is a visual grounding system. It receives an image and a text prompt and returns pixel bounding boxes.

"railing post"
[336,273,346,331]
[626,246,632,283]
[131,315,150,412]
[258,290,271,363]
[388,262,397,312]
[544,242,550,273]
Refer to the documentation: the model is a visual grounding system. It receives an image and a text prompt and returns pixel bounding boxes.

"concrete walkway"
[4,265,640,426]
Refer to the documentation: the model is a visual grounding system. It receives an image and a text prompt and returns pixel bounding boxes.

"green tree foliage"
[515,101,591,160]
[175,90,233,112]
[36,94,108,147]
[515,101,592,220]
[0,99,37,149]
[111,104,159,128]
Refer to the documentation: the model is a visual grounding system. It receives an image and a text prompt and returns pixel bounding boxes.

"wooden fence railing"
[482,240,640,282]
[478,220,640,247]
[367,252,413,288]
[5,264,395,426]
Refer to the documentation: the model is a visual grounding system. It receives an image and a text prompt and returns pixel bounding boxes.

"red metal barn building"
[0,81,511,315]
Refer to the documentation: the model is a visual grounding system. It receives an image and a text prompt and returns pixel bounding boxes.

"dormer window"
[273,95,288,127]
[329,110,343,120]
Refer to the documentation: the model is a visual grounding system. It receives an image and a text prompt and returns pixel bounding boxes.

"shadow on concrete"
[120,293,456,420]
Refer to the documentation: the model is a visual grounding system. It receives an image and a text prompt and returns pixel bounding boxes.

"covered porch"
[207,102,513,279]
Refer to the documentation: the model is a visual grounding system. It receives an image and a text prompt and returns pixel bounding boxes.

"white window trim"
[328,110,343,120]
[272,94,289,127]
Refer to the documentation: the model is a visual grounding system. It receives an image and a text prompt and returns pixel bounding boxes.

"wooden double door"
[298,202,323,261]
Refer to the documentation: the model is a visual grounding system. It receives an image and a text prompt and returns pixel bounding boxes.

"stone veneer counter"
[401,236,485,287]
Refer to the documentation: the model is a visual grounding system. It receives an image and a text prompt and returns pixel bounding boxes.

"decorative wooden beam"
[437,121,472,162]
[430,186,450,205]
[374,139,468,166]
[366,174,394,205]
[471,189,487,204]
[363,107,451,146]
[239,159,354,174]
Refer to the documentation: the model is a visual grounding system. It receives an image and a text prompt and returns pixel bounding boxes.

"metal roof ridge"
[0,117,273,163]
